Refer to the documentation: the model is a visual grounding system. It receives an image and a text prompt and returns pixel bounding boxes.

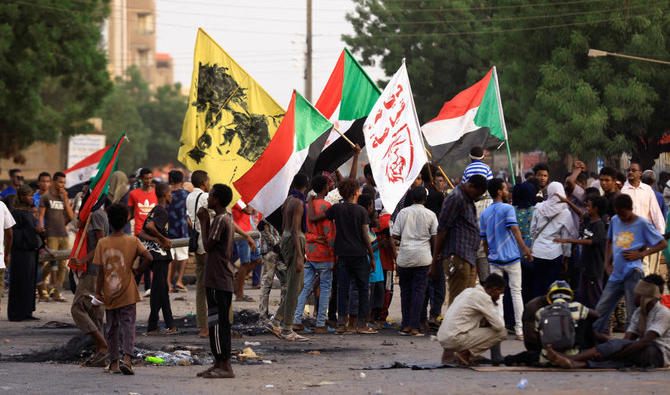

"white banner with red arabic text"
[363,63,427,213]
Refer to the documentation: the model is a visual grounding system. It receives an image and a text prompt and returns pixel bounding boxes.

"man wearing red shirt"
[128,168,157,294]
[232,201,261,301]
[293,175,335,333]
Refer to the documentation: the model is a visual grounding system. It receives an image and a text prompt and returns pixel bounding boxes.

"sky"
[154,0,386,108]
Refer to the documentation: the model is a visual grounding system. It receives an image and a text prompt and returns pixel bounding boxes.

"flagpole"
[492,66,516,185]
[425,148,455,189]
[332,125,356,149]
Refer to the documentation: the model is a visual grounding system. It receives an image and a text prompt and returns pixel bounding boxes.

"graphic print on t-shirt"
[49,200,64,210]
[615,231,634,249]
[138,199,156,217]
[102,248,125,298]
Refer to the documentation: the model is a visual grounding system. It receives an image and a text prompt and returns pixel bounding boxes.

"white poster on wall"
[67,134,106,169]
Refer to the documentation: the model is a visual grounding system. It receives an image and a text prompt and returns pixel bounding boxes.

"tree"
[344,0,670,168]
[98,66,187,172]
[484,0,670,168]
[0,0,111,161]
[97,71,152,173]
[138,83,188,168]
[344,0,489,121]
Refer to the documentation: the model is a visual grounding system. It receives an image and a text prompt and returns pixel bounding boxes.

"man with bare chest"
[272,173,310,341]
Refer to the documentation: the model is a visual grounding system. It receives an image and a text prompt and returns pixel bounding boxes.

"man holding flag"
[66,133,126,366]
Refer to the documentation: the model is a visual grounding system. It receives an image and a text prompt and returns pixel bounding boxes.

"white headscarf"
[535,182,567,218]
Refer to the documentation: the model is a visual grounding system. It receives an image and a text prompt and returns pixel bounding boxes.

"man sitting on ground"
[437,273,507,365]
[535,280,600,365]
[547,275,670,369]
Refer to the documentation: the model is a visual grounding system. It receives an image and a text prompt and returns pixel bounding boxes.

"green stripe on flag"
[473,77,505,140]
[339,49,381,120]
[89,134,124,195]
[294,93,333,152]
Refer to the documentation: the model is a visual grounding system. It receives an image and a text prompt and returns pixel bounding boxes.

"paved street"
[1,286,668,394]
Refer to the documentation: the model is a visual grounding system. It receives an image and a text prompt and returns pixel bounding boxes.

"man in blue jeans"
[293,175,335,333]
[311,178,377,334]
[594,194,667,334]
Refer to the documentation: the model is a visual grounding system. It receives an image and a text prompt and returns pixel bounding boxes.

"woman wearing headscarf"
[530,182,573,298]
[107,171,131,234]
[513,180,537,303]
[108,171,129,205]
[8,185,41,321]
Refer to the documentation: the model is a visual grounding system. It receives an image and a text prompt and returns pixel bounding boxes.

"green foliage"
[344,0,489,122]
[0,0,112,160]
[98,66,187,172]
[344,0,670,167]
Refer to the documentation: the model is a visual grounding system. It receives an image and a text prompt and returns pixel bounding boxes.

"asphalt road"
[1,285,668,394]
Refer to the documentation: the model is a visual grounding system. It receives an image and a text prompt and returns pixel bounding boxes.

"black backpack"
[538,301,576,351]
[188,193,203,253]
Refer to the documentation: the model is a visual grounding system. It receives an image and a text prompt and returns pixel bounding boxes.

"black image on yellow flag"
[187,63,283,164]
[179,29,285,205]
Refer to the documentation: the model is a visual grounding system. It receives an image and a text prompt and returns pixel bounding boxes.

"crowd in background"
[1,145,670,377]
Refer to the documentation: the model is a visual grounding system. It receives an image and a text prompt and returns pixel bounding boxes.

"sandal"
[202,367,235,379]
[39,290,49,303]
[357,326,378,334]
[197,366,216,377]
[280,330,309,342]
[265,321,281,338]
[175,284,188,292]
[164,327,179,335]
[119,361,134,375]
[235,295,255,302]
[84,353,109,367]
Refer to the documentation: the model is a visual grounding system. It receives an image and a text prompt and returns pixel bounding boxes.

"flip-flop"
[202,367,235,379]
[84,353,109,367]
[281,331,309,342]
[119,362,134,375]
[197,366,216,377]
[265,322,281,338]
[175,284,188,292]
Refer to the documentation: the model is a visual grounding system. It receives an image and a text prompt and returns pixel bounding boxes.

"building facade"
[106,0,173,88]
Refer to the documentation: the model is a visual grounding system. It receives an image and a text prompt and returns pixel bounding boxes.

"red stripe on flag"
[68,137,125,271]
[425,69,493,122]
[314,50,345,119]
[234,91,297,203]
[64,145,111,174]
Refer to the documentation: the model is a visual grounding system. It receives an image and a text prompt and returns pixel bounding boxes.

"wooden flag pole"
[331,125,356,149]
[69,216,91,270]
[424,148,455,189]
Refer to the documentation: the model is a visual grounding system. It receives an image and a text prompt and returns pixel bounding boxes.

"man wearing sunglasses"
[0,168,24,198]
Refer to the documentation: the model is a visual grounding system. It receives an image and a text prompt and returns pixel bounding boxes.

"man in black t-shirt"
[599,166,619,222]
[138,183,175,334]
[313,178,376,334]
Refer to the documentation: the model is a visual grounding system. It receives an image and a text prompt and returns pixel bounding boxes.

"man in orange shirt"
[128,168,157,295]
[232,201,261,302]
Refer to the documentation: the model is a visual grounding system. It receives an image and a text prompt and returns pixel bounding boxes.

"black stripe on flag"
[428,127,503,169]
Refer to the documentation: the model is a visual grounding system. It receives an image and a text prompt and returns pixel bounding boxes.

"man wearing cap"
[547,275,670,369]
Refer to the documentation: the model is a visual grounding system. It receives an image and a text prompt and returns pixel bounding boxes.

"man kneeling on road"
[547,275,670,369]
[437,273,507,365]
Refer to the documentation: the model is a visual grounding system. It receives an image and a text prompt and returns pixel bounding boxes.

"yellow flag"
[179,28,285,204]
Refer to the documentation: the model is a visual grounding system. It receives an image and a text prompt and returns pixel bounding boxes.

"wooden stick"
[438,166,455,189]
[332,125,356,148]
[69,215,91,270]
[424,148,455,189]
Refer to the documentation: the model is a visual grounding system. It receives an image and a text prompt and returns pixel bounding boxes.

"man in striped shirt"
[462,146,493,183]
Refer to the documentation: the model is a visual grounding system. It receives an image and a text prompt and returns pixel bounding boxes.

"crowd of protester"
[1,145,670,378]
